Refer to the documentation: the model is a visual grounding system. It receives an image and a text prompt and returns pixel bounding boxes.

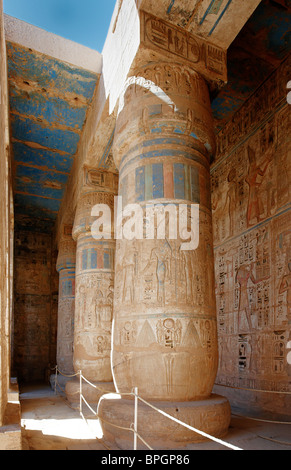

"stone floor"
[19,385,291,451]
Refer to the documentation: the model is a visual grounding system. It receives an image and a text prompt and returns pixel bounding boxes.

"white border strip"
[4,14,102,73]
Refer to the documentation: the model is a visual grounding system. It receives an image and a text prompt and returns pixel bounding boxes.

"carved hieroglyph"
[139,11,227,85]
[112,62,219,401]
[72,171,116,382]
[56,231,76,375]
[212,57,291,401]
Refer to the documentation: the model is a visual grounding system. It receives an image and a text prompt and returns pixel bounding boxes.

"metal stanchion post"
[79,371,83,417]
[134,387,138,451]
[54,366,58,395]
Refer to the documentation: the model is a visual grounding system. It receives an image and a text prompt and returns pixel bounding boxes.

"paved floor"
[20,385,291,451]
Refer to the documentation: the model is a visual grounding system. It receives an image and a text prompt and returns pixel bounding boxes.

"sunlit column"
[99,61,231,447]
[112,62,218,401]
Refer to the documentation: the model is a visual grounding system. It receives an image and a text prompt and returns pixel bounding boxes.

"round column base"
[50,373,74,395]
[65,378,115,408]
[98,394,231,450]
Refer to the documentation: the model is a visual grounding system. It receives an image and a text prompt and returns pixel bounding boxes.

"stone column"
[50,226,76,391]
[98,62,231,448]
[66,168,117,405]
[55,228,76,380]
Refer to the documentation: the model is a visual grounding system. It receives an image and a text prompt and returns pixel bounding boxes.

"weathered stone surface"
[68,168,117,401]
[56,227,76,376]
[111,61,219,403]
[96,58,232,447]
[0,0,13,429]
[211,57,291,420]
[98,394,231,449]
[13,232,58,384]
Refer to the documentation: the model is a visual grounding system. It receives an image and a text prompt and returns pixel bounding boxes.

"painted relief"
[140,10,227,82]
[212,58,291,394]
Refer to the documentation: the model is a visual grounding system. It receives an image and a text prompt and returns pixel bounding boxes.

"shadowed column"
[65,168,118,405]
[56,230,76,376]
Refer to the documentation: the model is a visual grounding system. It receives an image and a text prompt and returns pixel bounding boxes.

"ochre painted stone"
[98,394,231,449]
[66,170,117,403]
[98,61,231,447]
[56,233,76,376]
[212,58,291,420]
[112,62,218,402]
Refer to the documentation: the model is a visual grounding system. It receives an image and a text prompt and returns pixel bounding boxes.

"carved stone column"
[98,61,231,447]
[56,228,76,376]
[65,167,118,405]
[50,226,76,392]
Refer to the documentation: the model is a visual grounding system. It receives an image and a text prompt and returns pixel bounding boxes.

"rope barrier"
[232,413,291,425]
[54,366,242,450]
[257,435,291,447]
[215,383,291,395]
[136,394,243,451]
[53,366,288,451]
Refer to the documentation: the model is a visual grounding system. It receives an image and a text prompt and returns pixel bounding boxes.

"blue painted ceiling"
[7,0,290,232]
[211,0,291,129]
[7,41,98,231]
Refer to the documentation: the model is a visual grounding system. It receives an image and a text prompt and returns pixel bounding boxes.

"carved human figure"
[235,264,256,332]
[245,146,271,227]
[223,168,237,237]
[121,251,136,303]
[143,240,172,304]
[279,262,291,319]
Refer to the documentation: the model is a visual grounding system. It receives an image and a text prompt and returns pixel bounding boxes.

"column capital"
[82,166,119,195]
[72,166,118,241]
[114,60,216,171]
[139,10,227,86]
[56,225,76,273]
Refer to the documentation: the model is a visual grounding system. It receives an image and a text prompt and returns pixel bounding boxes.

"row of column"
[56,61,217,398]
[56,61,230,443]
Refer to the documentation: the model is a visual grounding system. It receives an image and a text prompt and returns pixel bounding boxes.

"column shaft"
[56,235,76,376]
[112,62,218,402]
[72,177,116,384]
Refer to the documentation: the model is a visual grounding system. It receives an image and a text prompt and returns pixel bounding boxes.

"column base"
[50,373,74,395]
[98,394,231,450]
[65,378,115,407]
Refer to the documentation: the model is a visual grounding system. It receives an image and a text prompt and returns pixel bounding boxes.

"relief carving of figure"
[235,264,257,333]
[119,250,137,304]
[143,240,172,305]
[245,146,271,227]
[279,262,291,320]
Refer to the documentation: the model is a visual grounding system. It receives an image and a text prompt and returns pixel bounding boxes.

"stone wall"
[0,0,13,427]
[211,56,291,420]
[13,231,58,384]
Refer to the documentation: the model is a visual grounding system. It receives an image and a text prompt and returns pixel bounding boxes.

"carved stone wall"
[211,56,291,419]
[13,231,58,383]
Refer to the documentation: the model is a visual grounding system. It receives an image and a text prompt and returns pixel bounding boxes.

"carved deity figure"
[279,262,291,320]
[245,146,271,227]
[143,240,172,305]
[235,264,257,332]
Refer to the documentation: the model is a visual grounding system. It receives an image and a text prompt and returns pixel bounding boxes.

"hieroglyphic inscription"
[212,60,291,395]
[84,166,119,193]
[140,10,227,83]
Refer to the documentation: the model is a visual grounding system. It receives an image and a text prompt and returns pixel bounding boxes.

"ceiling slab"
[211,0,291,130]
[7,41,99,231]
